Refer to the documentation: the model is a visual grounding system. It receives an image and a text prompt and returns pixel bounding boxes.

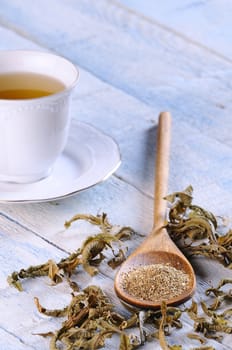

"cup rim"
[0,49,79,103]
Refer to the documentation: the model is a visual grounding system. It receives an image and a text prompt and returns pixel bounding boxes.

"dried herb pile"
[165,185,232,268]
[8,213,132,291]
[7,188,232,350]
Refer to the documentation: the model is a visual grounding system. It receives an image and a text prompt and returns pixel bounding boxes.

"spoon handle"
[153,112,171,228]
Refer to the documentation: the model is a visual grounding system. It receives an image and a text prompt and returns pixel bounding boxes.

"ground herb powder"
[121,263,190,302]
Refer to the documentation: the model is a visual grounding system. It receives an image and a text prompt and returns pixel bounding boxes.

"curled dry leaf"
[7,213,133,288]
[7,190,232,349]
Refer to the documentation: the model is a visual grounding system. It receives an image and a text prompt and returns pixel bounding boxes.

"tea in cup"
[0,50,79,183]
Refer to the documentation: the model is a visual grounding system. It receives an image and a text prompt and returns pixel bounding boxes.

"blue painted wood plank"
[0,0,231,147]
[116,0,232,60]
[0,2,232,350]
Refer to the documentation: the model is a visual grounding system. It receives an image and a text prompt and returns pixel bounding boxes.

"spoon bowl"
[114,112,196,309]
[114,235,196,309]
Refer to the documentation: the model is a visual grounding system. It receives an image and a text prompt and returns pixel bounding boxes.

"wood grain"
[0,1,232,349]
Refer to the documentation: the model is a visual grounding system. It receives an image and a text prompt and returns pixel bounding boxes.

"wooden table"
[0,1,232,349]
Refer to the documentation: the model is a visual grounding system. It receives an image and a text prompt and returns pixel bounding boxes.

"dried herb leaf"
[34,285,132,350]
[158,301,182,350]
[8,213,131,289]
[34,297,68,317]
[158,302,169,350]
[108,248,127,269]
[7,203,232,349]
[119,333,133,350]
[47,260,63,284]
[119,313,138,330]
[80,232,119,276]
[187,333,206,344]
[64,213,112,230]
[7,272,23,291]
[165,186,232,268]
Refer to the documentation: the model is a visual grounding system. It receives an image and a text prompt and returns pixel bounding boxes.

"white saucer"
[0,121,121,203]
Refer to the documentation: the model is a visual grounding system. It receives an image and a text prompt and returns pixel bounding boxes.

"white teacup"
[0,50,79,183]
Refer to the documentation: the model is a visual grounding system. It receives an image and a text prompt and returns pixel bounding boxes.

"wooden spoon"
[114,112,196,309]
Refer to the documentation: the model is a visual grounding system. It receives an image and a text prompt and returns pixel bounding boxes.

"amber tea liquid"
[0,72,66,99]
